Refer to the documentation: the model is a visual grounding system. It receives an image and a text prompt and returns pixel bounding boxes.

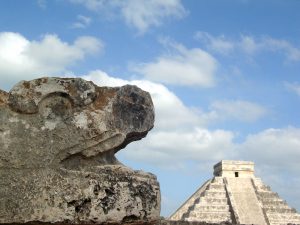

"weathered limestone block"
[0,77,160,224]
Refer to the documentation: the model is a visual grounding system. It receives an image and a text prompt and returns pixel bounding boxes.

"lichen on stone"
[0,77,160,224]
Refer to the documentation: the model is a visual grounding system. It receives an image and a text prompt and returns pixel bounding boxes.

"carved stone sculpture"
[0,77,160,224]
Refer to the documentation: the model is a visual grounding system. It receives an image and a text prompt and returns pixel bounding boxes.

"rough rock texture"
[0,77,160,224]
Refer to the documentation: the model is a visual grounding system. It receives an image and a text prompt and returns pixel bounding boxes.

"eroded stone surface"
[0,77,160,224]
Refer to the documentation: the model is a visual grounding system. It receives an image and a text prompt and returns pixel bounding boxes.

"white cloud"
[239,35,258,54]
[0,32,103,90]
[195,31,300,62]
[71,15,92,29]
[132,41,218,87]
[194,31,234,54]
[82,70,128,87]
[37,0,47,9]
[239,127,300,172]
[262,37,300,62]
[285,81,300,96]
[210,99,268,122]
[121,0,187,33]
[69,0,110,11]
[123,128,236,167]
[195,32,257,55]
[69,0,187,33]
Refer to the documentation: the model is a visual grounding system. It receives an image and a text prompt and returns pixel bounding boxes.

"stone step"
[186,218,231,224]
[203,191,226,198]
[186,217,232,223]
[269,222,300,225]
[267,212,300,220]
[261,198,288,206]
[199,197,228,204]
[268,219,300,225]
[253,180,263,186]
[206,183,226,191]
[263,204,291,209]
[253,179,272,191]
[182,199,200,215]
[193,204,230,212]
[195,201,229,208]
[257,185,272,192]
[207,183,225,188]
[189,211,231,216]
[257,190,277,196]
[188,211,231,222]
[258,191,280,199]
[264,207,296,214]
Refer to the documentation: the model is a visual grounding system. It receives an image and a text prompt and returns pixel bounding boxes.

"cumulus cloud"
[0,32,103,90]
[69,0,187,33]
[209,99,268,123]
[71,15,92,29]
[284,81,300,96]
[195,31,300,61]
[121,0,187,33]
[239,127,300,171]
[124,128,236,167]
[132,41,218,87]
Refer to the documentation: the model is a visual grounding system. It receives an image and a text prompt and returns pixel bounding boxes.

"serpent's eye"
[39,93,73,119]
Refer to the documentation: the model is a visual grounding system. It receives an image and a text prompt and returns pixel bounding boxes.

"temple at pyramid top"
[213,160,254,178]
[169,160,300,225]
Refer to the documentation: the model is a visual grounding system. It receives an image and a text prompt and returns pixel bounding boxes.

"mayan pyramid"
[169,160,300,225]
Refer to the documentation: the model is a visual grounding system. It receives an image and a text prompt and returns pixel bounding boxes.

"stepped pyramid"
[169,160,300,225]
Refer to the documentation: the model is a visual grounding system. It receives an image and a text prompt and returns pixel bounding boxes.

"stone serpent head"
[0,77,154,170]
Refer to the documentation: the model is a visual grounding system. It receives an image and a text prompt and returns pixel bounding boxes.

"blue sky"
[1,0,300,216]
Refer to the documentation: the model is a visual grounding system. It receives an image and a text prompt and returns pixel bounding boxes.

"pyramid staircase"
[169,160,300,225]
[253,178,300,225]
[170,177,232,224]
[225,177,267,225]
